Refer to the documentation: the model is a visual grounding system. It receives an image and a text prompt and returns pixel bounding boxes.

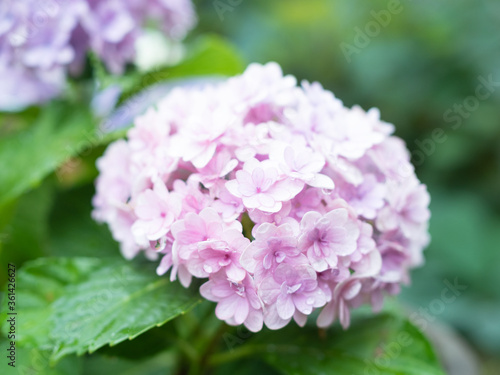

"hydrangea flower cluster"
[92,63,431,332]
[0,0,196,110]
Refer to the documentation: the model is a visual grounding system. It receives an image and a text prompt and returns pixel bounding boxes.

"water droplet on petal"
[321,188,334,195]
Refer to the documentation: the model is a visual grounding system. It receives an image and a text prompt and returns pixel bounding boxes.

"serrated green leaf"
[1,257,201,362]
[1,257,100,349]
[211,313,445,375]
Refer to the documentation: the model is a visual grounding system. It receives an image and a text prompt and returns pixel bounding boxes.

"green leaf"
[120,35,245,100]
[0,102,95,206]
[213,359,281,375]
[1,258,99,349]
[48,185,119,258]
[0,339,82,375]
[212,313,445,375]
[93,323,176,360]
[161,35,244,78]
[82,351,178,375]
[0,182,54,283]
[1,257,201,362]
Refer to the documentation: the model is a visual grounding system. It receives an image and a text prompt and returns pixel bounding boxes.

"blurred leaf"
[0,258,99,349]
[480,355,500,375]
[0,182,54,283]
[0,107,40,137]
[424,132,483,171]
[212,359,281,375]
[120,34,244,100]
[401,190,500,353]
[0,339,82,375]
[1,257,201,362]
[211,313,445,375]
[48,184,119,258]
[0,102,95,206]
[82,350,177,375]
[54,146,103,189]
[94,324,175,360]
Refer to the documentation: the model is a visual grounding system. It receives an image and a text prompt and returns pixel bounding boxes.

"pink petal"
[264,304,290,330]
[225,179,242,198]
[225,263,247,281]
[293,311,308,327]
[317,300,336,328]
[216,296,240,320]
[233,298,250,324]
[244,309,264,332]
[277,293,295,320]
[307,173,335,189]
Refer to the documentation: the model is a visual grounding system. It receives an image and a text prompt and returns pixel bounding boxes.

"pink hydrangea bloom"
[240,222,304,277]
[376,176,431,238]
[131,179,182,247]
[170,208,241,276]
[336,174,386,220]
[298,208,359,272]
[93,62,431,331]
[260,264,327,329]
[200,271,263,332]
[196,229,249,281]
[269,142,335,190]
[226,158,304,213]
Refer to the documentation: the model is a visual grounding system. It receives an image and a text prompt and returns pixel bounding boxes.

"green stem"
[207,344,261,367]
[187,362,202,375]
[173,304,228,375]
[197,319,228,370]
[175,337,199,363]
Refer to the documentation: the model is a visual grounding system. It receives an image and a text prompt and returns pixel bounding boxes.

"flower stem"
[206,344,260,367]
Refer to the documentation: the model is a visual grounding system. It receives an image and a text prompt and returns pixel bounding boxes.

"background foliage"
[1,0,499,374]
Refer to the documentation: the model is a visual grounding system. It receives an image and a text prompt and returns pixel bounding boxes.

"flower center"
[231,281,246,297]
[286,283,302,294]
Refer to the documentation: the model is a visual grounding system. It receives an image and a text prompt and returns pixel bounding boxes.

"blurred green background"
[1,0,499,373]
[193,0,500,370]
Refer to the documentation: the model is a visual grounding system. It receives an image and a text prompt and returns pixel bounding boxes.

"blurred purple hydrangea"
[0,0,196,111]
